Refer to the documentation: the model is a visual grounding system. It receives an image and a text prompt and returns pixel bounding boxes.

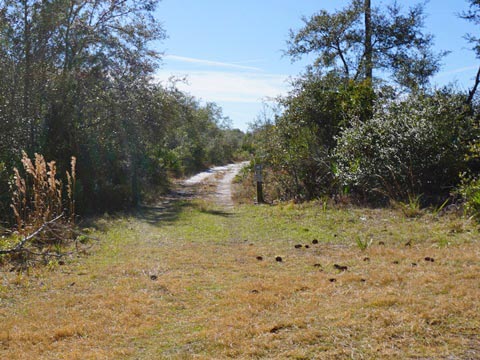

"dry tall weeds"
[3,151,77,265]
[66,156,76,225]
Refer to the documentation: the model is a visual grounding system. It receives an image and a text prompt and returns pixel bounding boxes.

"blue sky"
[154,0,479,131]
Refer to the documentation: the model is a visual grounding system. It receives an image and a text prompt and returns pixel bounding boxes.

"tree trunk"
[131,156,141,206]
[364,0,373,81]
[23,0,34,152]
[467,65,480,105]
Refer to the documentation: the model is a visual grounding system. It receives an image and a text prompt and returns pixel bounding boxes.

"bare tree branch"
[0,214,63,255]
[467,65,480,105]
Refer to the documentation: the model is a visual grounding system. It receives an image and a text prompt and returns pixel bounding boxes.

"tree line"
[3,0,480,228]
[0,0,246,227]
[250,0,480,215]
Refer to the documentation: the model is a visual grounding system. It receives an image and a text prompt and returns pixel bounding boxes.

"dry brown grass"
[0,196,479,359]
[11,151,75,232]
[2,152,77,266]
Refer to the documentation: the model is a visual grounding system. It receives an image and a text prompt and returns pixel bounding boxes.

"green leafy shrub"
[335,89,476,203]
[256,73,375,201]
[458,173,480,219]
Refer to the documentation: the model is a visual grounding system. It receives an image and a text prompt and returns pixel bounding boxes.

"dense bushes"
[458,175,480,219]
[335,90,477,202]
[252,83,479,206]
[246,0,480,209]
[254,73,375,200]
[0,0,245,221]
[0,81,244,218]
[455,140,480,218]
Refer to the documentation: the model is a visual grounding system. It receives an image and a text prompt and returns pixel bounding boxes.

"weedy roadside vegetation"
[0,152,92,269]
[355,235,372,251]
[391,194,423,218]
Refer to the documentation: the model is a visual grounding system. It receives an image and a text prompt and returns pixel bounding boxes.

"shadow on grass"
[197,208,234,217]
[133,191,235,226]
[135,200,193,226]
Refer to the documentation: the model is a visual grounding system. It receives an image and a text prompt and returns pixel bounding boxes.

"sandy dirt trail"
[182,161,249,208]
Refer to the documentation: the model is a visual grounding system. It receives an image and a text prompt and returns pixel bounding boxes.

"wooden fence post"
[254,164,265,204]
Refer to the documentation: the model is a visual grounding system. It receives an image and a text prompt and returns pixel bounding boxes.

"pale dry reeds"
[3,151,77,265]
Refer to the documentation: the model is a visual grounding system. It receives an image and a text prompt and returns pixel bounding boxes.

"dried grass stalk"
[5,152,78,266]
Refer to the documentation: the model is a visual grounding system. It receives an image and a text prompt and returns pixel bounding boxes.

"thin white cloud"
[230,58,267,65]
[437,65,478,77]
[155,70,289,104]
[165,55,263,72]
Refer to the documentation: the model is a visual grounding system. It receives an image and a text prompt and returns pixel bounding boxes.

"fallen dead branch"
[0,214,99,268]
[0,214,64,256]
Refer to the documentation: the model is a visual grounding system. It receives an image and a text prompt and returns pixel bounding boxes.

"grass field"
[1,195,479,359]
